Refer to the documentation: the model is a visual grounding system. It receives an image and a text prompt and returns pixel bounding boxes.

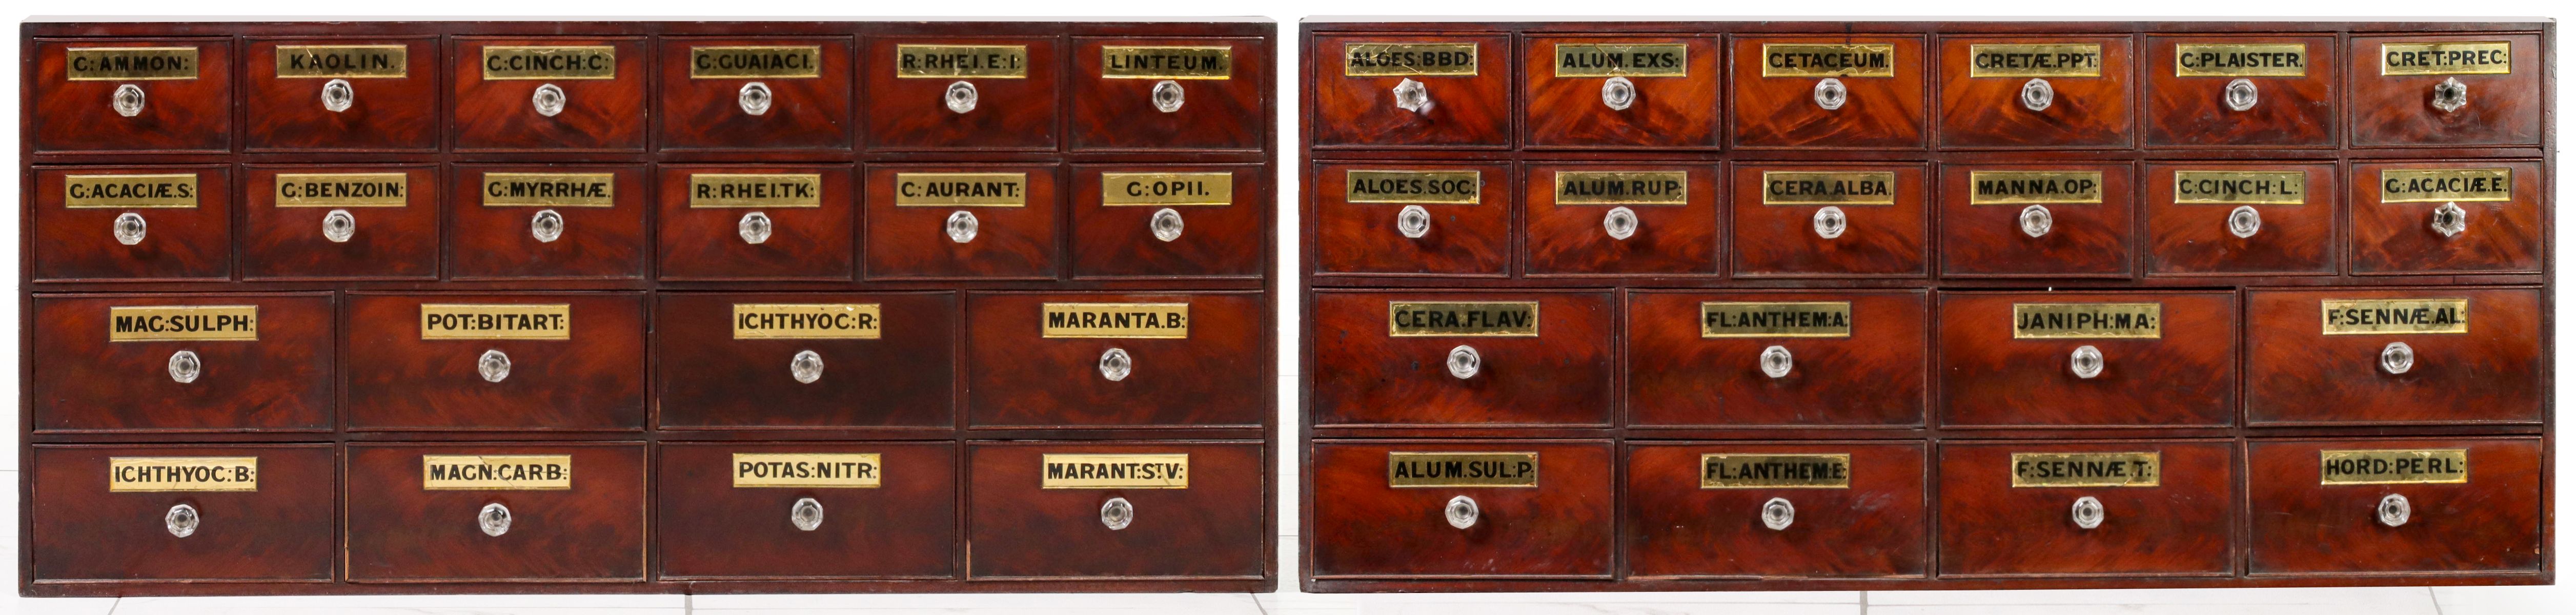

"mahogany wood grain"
[2347,160,2543,275]
[1309,440,1614,578]
[449,37,649,152]
[1524,162,1720,275]
[1069,164,1267,278]
[1935,36,2135,149]
[1627,290,1926,428]
[1936,162,2136,277]
[2244,287,2542,425]
[1625,442,1929,579]
[30,38,233,153]
[30,444,337,582]
[1311,291,1614,427]
[861,36,1060,151]
[2142,161,2337,276]
[447,163,650,280]
[2246,437,2544,574]
[966,441,1267,579]
[655,36,856,152]
[244,37,440,152]
[860,163,1058,280]
[2347,34,2544,147]
[965,292,1266,428]
[653,292,955,429]
[1730,35,1928,150]
[1520,35,1722,149]
[343,442,647,582]
[2140,36,2336,148]
[1936,440,2235,577]
[1310,162,1512,276]
[342,292,647,431]
[32,293,334,433]
[656,163,857,281]
[240,164,439,280]
[1731,162,1929,277]
[1935,291,2237,428]
[1310,34,1512,148]
[31,165,233,281]
[1070,36,1268,151]
[655,442,957,579]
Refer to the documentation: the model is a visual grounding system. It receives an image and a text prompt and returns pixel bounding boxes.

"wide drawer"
[965,292,1265,428]
[1521,35,1721,148]
[1937,36,2134,148]
[966,441,1266,579]
[344,292,646,431]
[344,442,646,582]
[246,37,437,151]
[657,36,856,152]
[2348,160,2542,274]
[1730,35,1928,149]
[32,165,232,281]
[1525,162,1720,275]
[2245,287,2542,425]
[655,292,956,429]
[1312,35,1509,148]
[31,444,336,583]
[1625,442,1929,579]
[656,442,958,580]
[864,36,1060,151]
[2142,161,2336,276]
[1311,291,1613,426]
[32,38,232,153]
[2349,34,2542,147]
[1071,36,1266,151]
[451,37,647,152]
[1310,440,1614,579]
[863,164,1059,280]
[449,163,649,280]
[1936,291,2236,428]
[1938,162,2136,277]
[242,163,439,280]
[2246,438,2544,575]
[33,293,334,433]
[1937,440,2235,577]
[2142,35,2336,148]
[1628,290,1925,428]
[1732,162,1929,277]
[1312,162,1510,276]
[1071,164,1266,278]
[658,164,858,281]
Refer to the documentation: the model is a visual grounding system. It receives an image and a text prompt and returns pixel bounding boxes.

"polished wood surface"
[30,38,234,153]
[1069,36,1269,151]
[860,163,1058,280]
[1730,162,1928,277]
[245,37,440,152]
[860,36,1060,151]
[656,163,858,281]
[1521,36,1722,149]
[1625,442,1930,579]
[655,36,857,153]
[964,292,1268,428]
[449,37,650,152]
[2246,437,2544,574]
[965,441,1267,579]
[31,444,339,581]
[343,442,649,582]
[1936,162,2136,277]
[2244,286,2544,425]
[240,164,440,280]
[31,165,233,281]
[2141,161,2337,276]
[1311,290,1614,427]
[342,292,648,431]
[32,293,336,433]
[1936,291,2237,428]
[446,163,651,280]
[1524,162,1721,275]
[1310,34,1512,148]
[1069,165,1268,278]
[1935,36,2136,149]
[2347,34,2545,147]
[1310,161,1513,276]
[655,442,959,579]
[2140,36,2336,148]
[1730,35,1929,150]
[652,292,956,429]
[1309,440,1615,578]
[1627,290,1927,428]
[1936,440,2236,577]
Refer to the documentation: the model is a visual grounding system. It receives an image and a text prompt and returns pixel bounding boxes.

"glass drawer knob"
[1813,206,1848,239]
[2227,206,2262,239]
[1150,208,1185,242]
[2019,204,2054,238]
[790,350,824,384]
[945,80,978,114]
[2378,494,2411,527]
[1812,78,1847,110]
[2223,78,2258,112]
[531,209,564,243]
[2380,342,2415,375]
[114,212,149,245]
[738,211,773,244]
[477,349,512,383]
[113,84,148,117]
[1151,79,1185,113]
[168,350,201,384]
[738,81,773,116]
[165,503,199,538]
[1446,344,1482,380]
[321,78,356,113]
[1396,204,1432,239]
[1761,497,1796,530]
[1603,207,1638,240]
[1760,345,1794,379]
[1445,495,1480,529]
[478,502,512,537]
[2431,77,2468,113]
[1392,78,1431,113]
[321,209,357,243]
[2020,78,2054,111]
[2070,345,2104,379]
[2072,496,2105,529]
[531,83,566,117]
[1098,347,1132,382]
[945,210,979,243]
[1100,497,1134,530]
[790,497,824,531]
[1600,76,1636,111]
[2429,202,2468,238]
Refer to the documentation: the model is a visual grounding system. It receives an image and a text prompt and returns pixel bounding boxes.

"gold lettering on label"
[2011,452,2161,487]
[1760,44,1896,78]
[1552,44,1689,77]
[895,45,1028,78]
[1388,452,1539,488]
[1041,454,1189,489]
[274,45,409,78]
[1100,46,1232,79]
[1701,454,1852,488]
[1969,171,2106,205]
[480,46,617,80]
[894,173,1028,207]
[2173,43,2308,77]
[731,453,882,488]
[109,457,259,492]
[273,173,410,208]
[64,174,199,209]
[1762,171,1898,206]
[2380,168,2511,203]
[67,47,199,80]
[1388,301,1539,337]
[2172,171,2306,205]
[1101,172,1233,206]
[2320,449,2469,485]
[1968,43,2104,78]
[688,174,823,208]
[419,304,571,340]
[2320,298,2469,335]
[733,304,881,340]
[1554,171,1688,206]
[1345,170,1480,204]
[480,172,617,207]
[2381,42,2511,76]
[421,455,572,490]
[1041,303,1189,339]
[108,305,259,342]
[1700,302,1853,338]
[689,46,821,78]
[1342,43,1479,77]
[2012,303,2162,339]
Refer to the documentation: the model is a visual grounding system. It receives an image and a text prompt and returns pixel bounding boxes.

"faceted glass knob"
[478,502,512,537]
[738,81,773,116]
[1150,208,1185,242]
[1813,206,1848,239]
[1761,497,1796,531]
[1396,204,1432,239]
[2223,78,2258,112]
[530,209,565,243]
[2431,77,2468,113]
[1603,207,1638,240]
[945,210,979,243]
[1392,78,1431,113]
[790,350,824,384]
[2019,204,2054,238]
[1445,495,1480,529]
[1600,76,1636,111]
[321,209,357,243]
[321,78,356,113]
[113,84,147,117]
[2070,345,2105,379]
[2020,78,2055,112]
[167,350,201,384]
[1446,345,1482,380]
[1151,79,1185,113]
[945,80,978,114]
[165,503,199,538]
[1100,497,1135,530]
[114,212,149,245]
[2429,202,2468,238]
[2380,341,2416,375]
[2227,206,2262,239]
[790,497,825,531]
[531,83,567,117]
[1098,347,1133,382]
[1760,345,1794,379]
[1812,78,1848,110]
[2377,494,2412,527]
[2072,496,2105,529]
[738,211,774,245]
[477,349,512,383]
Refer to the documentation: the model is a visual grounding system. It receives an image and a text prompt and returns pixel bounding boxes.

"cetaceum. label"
[733,303,882,340]
[2381,41,2511,76]
[273,173,409,208]
[109,457,260,492]
[1100,46,1232,79]
[481,173,616,207]
[108,305,259,342]
[2173,43,2308,77]
[2380,168,2511,203]
[895,45,1028,78]
[1041,303,1189,339]
[1041,454,1189,489]
[2172,171,2306,205]
[67,47,199,80]
[1388,452,1538,487]
[1701,454,1851,488]
[2320,449,2468,485]
[1969,171,2105,205]
[1761,43,1897,77]
[1101,172,1232,206]
[1554,171,1687,206]
[480,46,616,80]
[421,455,571,490]
[2011,452,2160,487]
[274,45,409,78]
[419,304,571,340]
[894,173,1027,207]
[1345,170,1480,204]
[1967,43,2104,78]
[64,174,198,209]
[1763,171,1898,206]
[732,453,882,488]
[1701,301,1854,338]
[1388,301,1539,337]
[1553,43,1688,77]
[1342,43,1478,76]
[2012,303,2162,339]
[689,46,821,79]
[688,174,823,208]
[2320,298,2469,335]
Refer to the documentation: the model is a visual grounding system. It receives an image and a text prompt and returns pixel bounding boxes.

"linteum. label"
[108,305,259,342]
[1101,46,1231,79]
[64,174,198,209]
[1763,171,1897,206]
[2380,168,2511,203]
[1968,171,2105,205]
[1700,301,1853,338]
[275,45,408,78]
[2173,43,2308,77]
[731,453,881,488]
[2011,303,2161,339]
[480,172,616,207]
[893,173,1027,207]
[2173,171,2306,205]
[2381,41,2511,76]
[67,47,199,80]
[1761,44,1896,77]
[2320,449,2468,485]
[1343,43,1478,77]
[1388,301,1538,337]
[419,304,571,340]
[895,45,1027,78]
[109,457,259,492]
[2320,298,2468,335]
[421,455,572,490]
[2010,452,2160,487]
[1553,43,1688,77]
[1041,454,1189,489]
[1388,452,1538,487]
[273,173,409,208]
[1967,43,2103,77]
[1041,303,1189,339]
[1555,171,1687,206]
[481,46,616,80]
[1101,172,1232,206]
[1345,170,1480,204]
[688,174,822,208]
[689,46,820,78]
[1701,454,1851,488]
[733,303,881,340]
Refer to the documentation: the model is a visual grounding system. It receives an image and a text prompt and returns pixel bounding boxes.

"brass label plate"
[275,45,409,78]
[480,172,617,207]
[733,303,882,340]
[1101,46,1232,79]
[2011,452,2161,487]
[1701,301,1854,338]
[109,457,259,492]
[895,45,1028,78]
[65,174,199,209]
[1041,454,1189,489]
[1101,172,1233,206]
[273,173,410,208]
[1345,170,1480,204]
[2381,42,2512,76]
[2174,43,2308,77]
[1389,301,1539,337]
[2321,298,2469,335]
[1342,43,1479,76]
[1041,303,1189,339]
[2321,449,2469,485]
[109,305,258,342]
[893,173,1027,207]
[480,46,617,80]
[1389,452,1539,488]
[1552,44,1689,77]
[1555,171,1688,206]
[1969,171,2105,205]
[1760,44,1897,78]
[689,46,821,78]
[731,453,882,488]
[2173,171,2306,205]
[688,174,823,208]
[67,47,200,80]
[1967,43,2104,77]
[2012,303,2162,339]
[1763,171,1898,206]
[1701,454,1852,488]
[419,304,571,340]
[2380,168,2511,203]
[422,455,572,490]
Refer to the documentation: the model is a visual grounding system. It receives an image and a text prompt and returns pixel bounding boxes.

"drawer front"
[1625,442,1929,579]
[344,293,646,431]
[33,293,334,432]
[967,441,1266,579]
[658,36,854,151]
[656,292,956,429]
[1937,441,2235,577]
[449,163,648,280]
[656,442,958,580]
[659,164,858,281]
[2349,160,2542,274]
[246,37,438,151]
[1938,162,2135,277]
[1312,162,1510,275]
[1522,36,1721,148]
[31,444,337,582]
[1731,35,1928,149]
[965,292,1265,428]
[33,165,232,281]
[1732,162,1929,276]
[2143,162,2337,276]
[1071,165,1266,278]
[2245,287,2541,425]
[344,443,646,582]
[242,164,439,280]
[32,38,232,153]
[2142,36,2335,147]
[1072,36,1266,151]
[1310,441,1614,578]
[1936,292,2236,427]
[2247,438,2543,574]
[2350,34,2542,147]
[451,37,647,151]
[1938,36,2134,148]
[1525,163,1719,275]
[864,36,1060,150]
[1312,35,1510,147]
[864,164,1059,280]
[1312,291,1614,426]
[1628,291,1925,428]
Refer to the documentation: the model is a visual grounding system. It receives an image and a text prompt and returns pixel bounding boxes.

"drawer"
[655,292,956,429]
[1938,162,2135,277]
[965,292,1265,428]
[1625,442,1929,579]
[1522,35,1721,148]
[32,38,231,153]
[2142,36,2335,147]
[659,164,858,281]
[1937,36,2134,148]
[32,293,333,433]
[449,164,648,280]
[1312,162,1510,276]
[241,164,439,280]
[1731,162,1929,277]
[2247,438,2544,575]
[864,36,1060,151]
[967,441,1266,579]
[1311,291,1613,426]
[1936,292,2236,428]
[246,37,437,151]
[1071,165,1266,278]
[656,442,958,580]
[2349,34,2542,147]
[2349,160,2542,274]
[2245,287,2542,425]
[1071,36,1266,151]
[344,442,646,582]
[32,165,232,281]
[658,36,855,152]
[1730,35,1927,149]
[1310,441,1614,578]
[344,293,646,431]
[451,37,647,152]
[31,444,336,583]
[1312,35,1510,148]
[1937,440,2235,577]
[2143,162,2336,276]
[1524,163,1720,276]
[1628,291,1926,428]
[863,164,1059,280]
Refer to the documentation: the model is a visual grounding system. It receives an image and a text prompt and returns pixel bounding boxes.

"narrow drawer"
[2143,161,2336,276]
[863,164,1059,280]
[246,37,438,151]
[2245,287,2542,425]
[864,36,1060,151]
[1731,162,1929,277]
[965,292,1265,428]
[656,442,958,580]
[32,165,232,281]
[1524,162,1720,276]
[1731,35,1928,149]
[31,444,336,583]
[1628,290,1925,428]
[344,292,646,431]
[242,163,439,280]
[1310,440,1613,578]
[1938,162,2135,277]
[2349,34,2541,147]
[1936,291,2237,428]
[449,163,648,280]
[657,36,856,152]
[2247,438,2543,575]
[33,293,333,433]
[1311,35,1509,148]
[1311,291,1613,427]
[32,38,232,153]
[450,37,647,152]
[2142,36,2335,148]
[1071,36,1265,151]
[966,441,1266,580]
[1521,35,1721,148]
[344,442,646,582]
[1937,440,2235,577]
[1625,442,1928,579]
[1937,36,2134,148]
[2349,160,2542,274]
[1071,164,1266,278]
[655,292,956,429]
[657,164,858,281]
[1312,162,1510,276]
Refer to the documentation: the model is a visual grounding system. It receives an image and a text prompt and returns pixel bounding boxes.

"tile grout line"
[2425,586,2445,615]
[1858,590,1870,614]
